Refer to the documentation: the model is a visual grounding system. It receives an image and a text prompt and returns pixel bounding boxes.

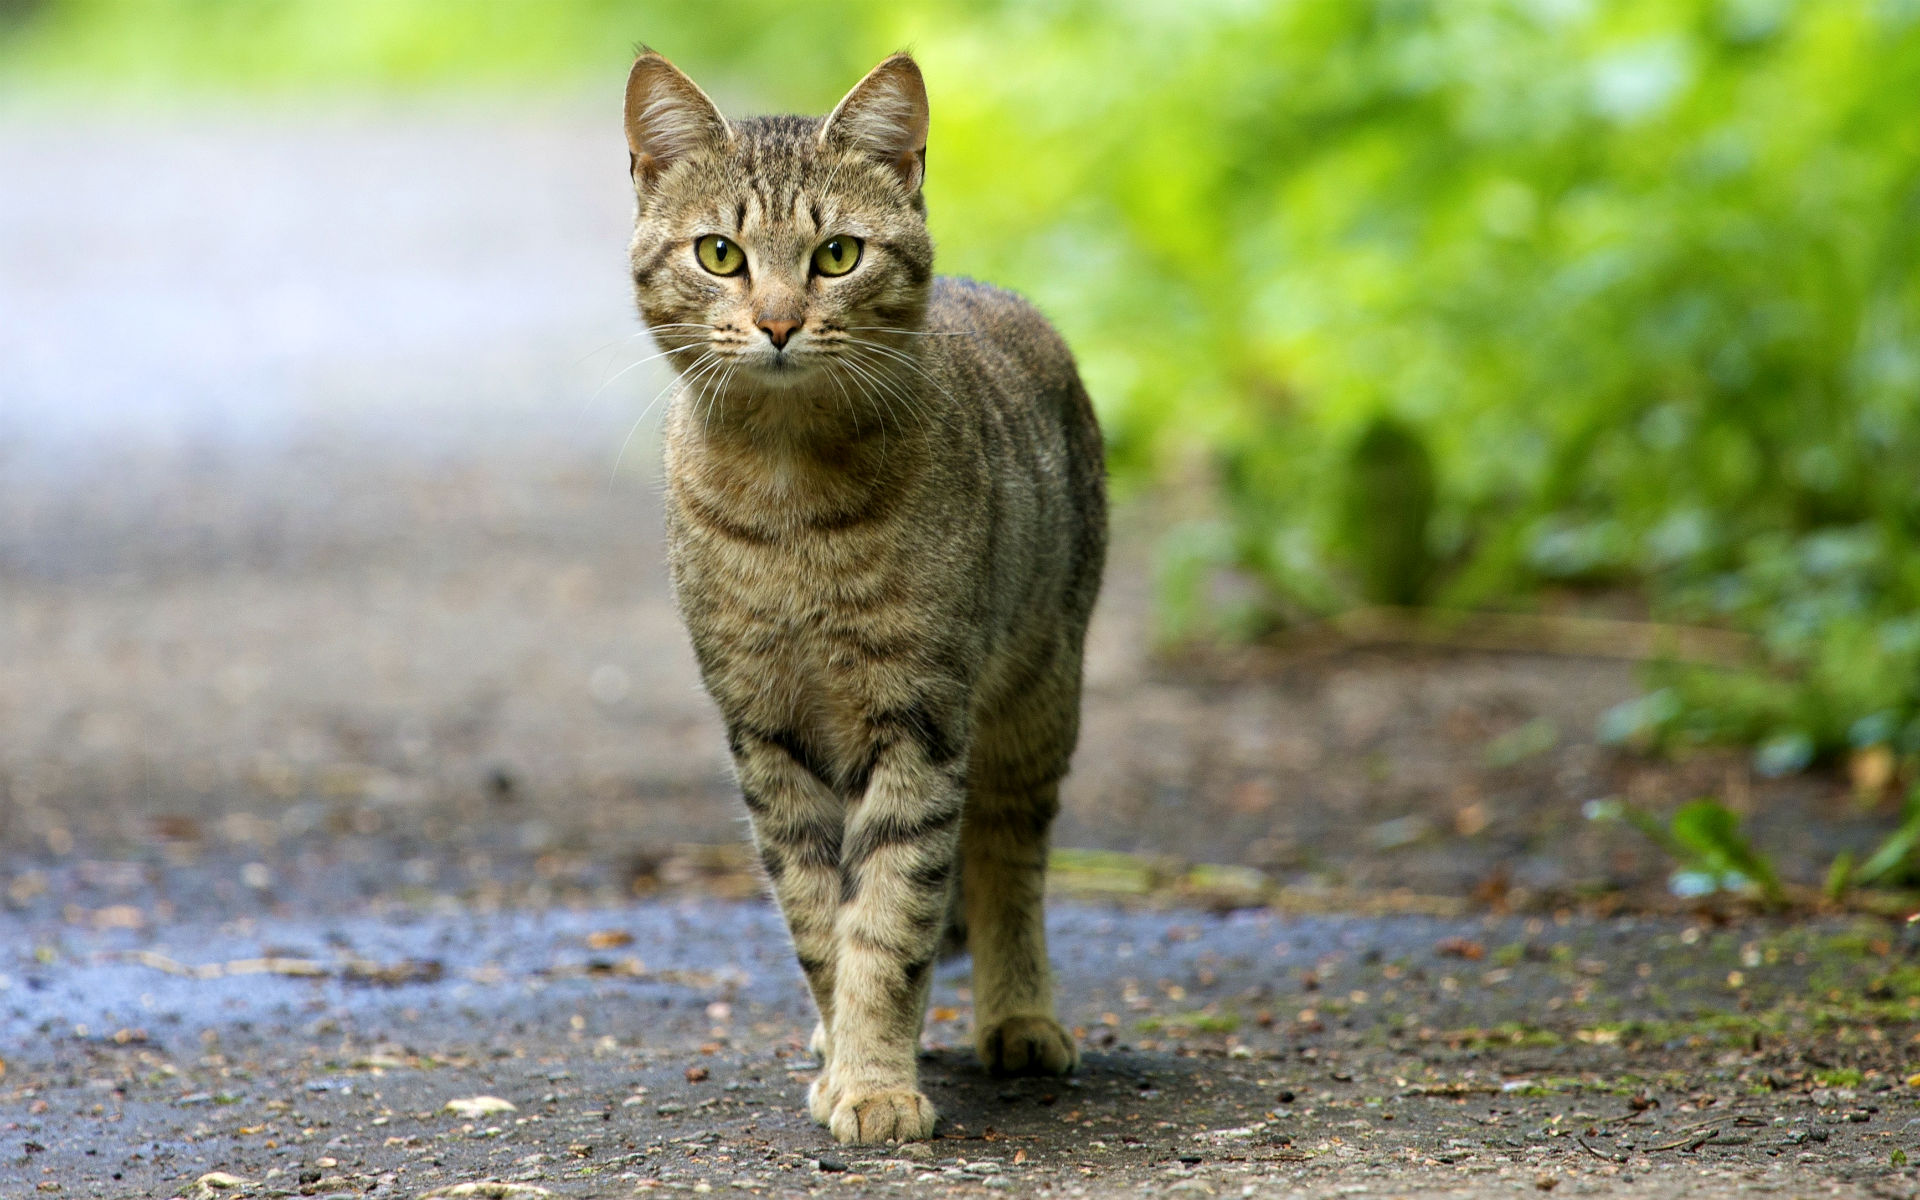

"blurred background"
[4,0,1919,919]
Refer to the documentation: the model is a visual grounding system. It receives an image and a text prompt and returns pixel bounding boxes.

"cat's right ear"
[624,51,731,194]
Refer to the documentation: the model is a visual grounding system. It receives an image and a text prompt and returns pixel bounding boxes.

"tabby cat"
[623,50,1106,1144]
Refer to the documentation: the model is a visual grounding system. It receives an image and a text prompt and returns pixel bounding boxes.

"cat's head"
[624,51,934,415]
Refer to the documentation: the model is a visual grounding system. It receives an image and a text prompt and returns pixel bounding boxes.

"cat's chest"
[673,522,932,761]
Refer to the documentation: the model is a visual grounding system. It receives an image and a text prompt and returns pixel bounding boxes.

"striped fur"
[624,51,1106,1145]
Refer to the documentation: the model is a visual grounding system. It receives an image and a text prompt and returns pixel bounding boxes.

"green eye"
[695,234,746,276]
[812,236,863,277]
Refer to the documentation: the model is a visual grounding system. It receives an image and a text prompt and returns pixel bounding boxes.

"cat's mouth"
[737,346,820,388]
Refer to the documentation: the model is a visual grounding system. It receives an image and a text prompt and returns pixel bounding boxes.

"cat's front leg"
[729,729,846,1123]
[824,727,964,1144]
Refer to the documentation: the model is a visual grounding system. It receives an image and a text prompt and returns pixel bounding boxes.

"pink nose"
[757,318,800,349]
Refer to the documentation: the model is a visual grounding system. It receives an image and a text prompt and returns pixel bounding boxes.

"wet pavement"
[6,894,1919,1198]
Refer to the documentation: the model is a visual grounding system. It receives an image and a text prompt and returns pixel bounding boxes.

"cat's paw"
[806,1064,840,1126]
[977,1014,1079,1076]
[809,1020,832,1059]
[829,1089,938,1144]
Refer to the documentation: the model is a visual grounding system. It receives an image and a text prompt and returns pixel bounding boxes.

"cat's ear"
[624,50,731,193]
[820,53,929,193]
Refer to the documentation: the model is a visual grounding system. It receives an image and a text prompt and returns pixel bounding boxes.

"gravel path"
[5,897,1916,1198]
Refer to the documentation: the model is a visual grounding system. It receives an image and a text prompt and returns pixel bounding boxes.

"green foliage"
[1586,796,1785,907]
[1341,416,1437,604]
[1850,787,1920,888]
[9,1,1920,770]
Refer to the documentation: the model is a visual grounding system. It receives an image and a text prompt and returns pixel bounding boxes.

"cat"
[623,49,1107,1145]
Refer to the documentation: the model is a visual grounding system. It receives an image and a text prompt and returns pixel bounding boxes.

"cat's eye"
[812,236,863,277]
[695,235,746,277]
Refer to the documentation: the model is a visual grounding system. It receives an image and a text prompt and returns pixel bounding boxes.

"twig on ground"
[1644,1127,1720,1152]
[1577,1137,1628,1163]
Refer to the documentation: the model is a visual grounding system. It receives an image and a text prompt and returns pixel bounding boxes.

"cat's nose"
[757,317,801,349]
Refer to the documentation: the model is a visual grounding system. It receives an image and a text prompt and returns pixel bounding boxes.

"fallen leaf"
[1435,937,1485,960]
[586,930,634,949]
[685,1065,709,1083]
[444,1096,518,1118]
[92,905,146,931]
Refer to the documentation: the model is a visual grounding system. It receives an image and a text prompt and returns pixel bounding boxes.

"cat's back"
[925,276,1091,420]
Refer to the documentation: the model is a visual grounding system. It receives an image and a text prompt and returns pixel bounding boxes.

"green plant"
[1586,797,1786,908]
[1838,787,1920,892]
[1340,416,1437,605]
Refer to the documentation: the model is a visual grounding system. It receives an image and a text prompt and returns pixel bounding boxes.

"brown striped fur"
[623,51,1106,1144]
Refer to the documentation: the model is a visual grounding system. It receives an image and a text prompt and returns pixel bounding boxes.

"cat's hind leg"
[961,778,1078,1076]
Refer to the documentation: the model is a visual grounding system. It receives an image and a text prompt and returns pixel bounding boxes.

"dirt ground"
[3,104,1918,1199]
[6,894,1920,1199]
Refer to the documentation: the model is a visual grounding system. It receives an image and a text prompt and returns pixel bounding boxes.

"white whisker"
[610,349,718,486]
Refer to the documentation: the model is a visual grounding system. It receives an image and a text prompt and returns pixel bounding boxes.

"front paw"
[977,1014,1079,1076]
[807,1063,840,1126]
[829,1089,938,1144]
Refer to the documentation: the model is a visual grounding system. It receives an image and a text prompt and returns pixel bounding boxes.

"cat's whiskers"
[839,341,941,428]
[710,357,744,428]
[845,326,974,337]
[584,338,712,417]
[578,324,713,369]
[573,329,658,377]
[610,347,717,486]
[682,349,737,432]
[818,357,875,456]
[848,340,948,418]
[832,350,922,438]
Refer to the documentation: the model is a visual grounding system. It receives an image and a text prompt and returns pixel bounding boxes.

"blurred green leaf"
[1588,795,1785,907]
[1855,791,1920,887]
[1668,798,1785,907]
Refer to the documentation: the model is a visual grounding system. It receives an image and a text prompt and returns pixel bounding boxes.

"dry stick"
[1644,1126,1721,1152]
[1296,606,1755,667]
[1577,1137,1629,1164]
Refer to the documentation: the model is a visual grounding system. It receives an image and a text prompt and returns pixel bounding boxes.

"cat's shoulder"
[927,276,1077,379]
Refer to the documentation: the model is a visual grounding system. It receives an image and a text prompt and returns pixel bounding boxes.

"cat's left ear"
[820,53,929,193]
